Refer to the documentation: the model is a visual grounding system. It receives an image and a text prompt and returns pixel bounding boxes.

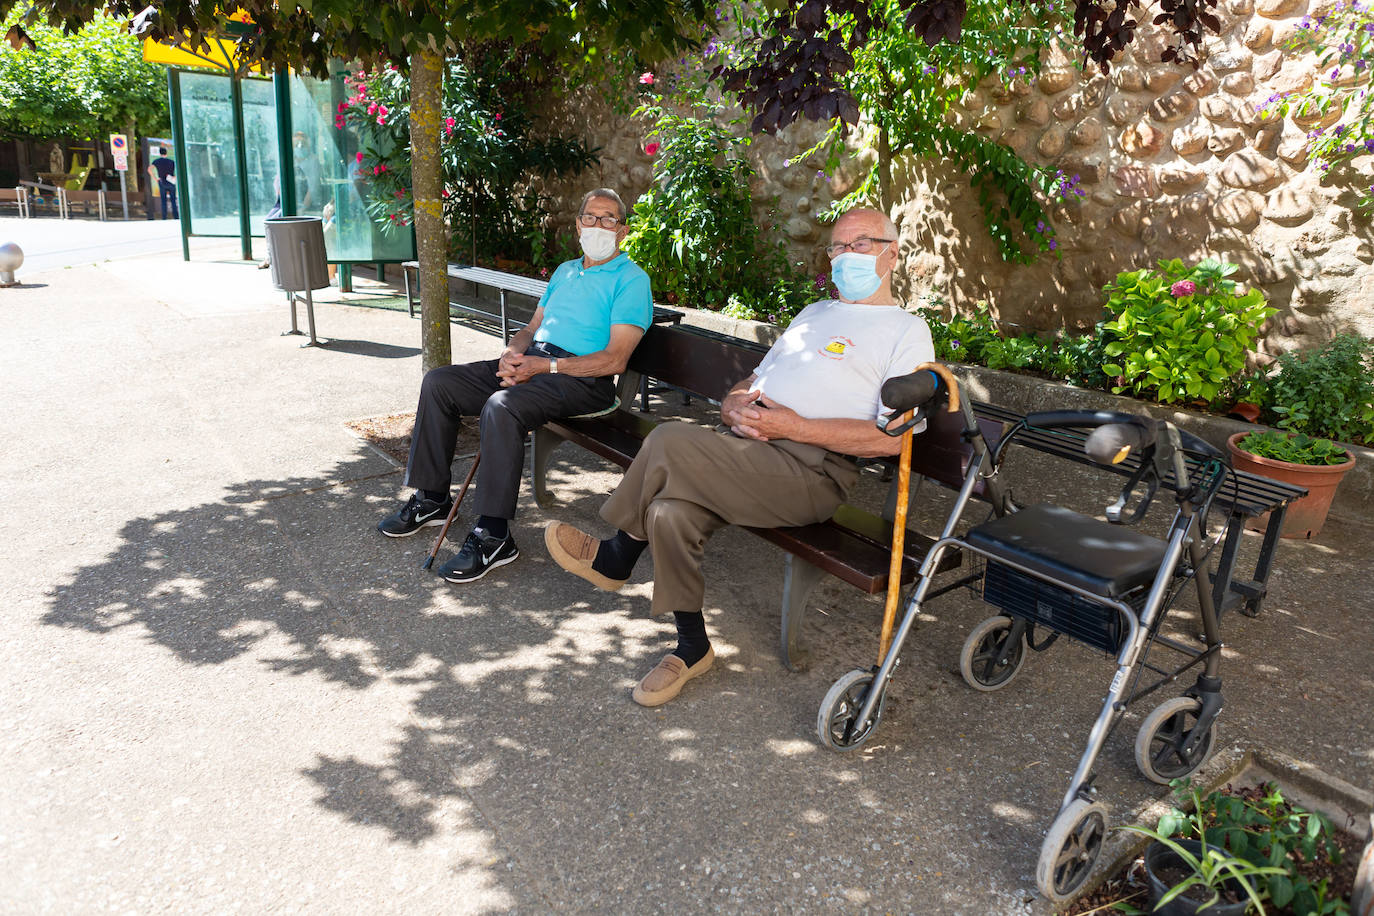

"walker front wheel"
[817,669,884,752]
[959,615,1027,692]
[1135,695,1217,785]
[1036,798,1109,905]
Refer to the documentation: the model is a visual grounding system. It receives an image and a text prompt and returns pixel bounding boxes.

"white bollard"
[0,241,23,287]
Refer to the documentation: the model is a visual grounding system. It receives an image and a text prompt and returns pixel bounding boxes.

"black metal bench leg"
[531,428,564,509]
[780,554,826,672]
[1211,513,1245,617]
[1245,506,1287,617]
[499,290,510,345]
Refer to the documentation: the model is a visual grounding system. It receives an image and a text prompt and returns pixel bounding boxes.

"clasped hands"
[721,388,802,442]
[496,347,550,387]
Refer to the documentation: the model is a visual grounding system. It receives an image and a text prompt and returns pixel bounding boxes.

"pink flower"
[367,102,378,115]
[445,116,456,129]
[377,164,387,174]
[336,101,346,113]
[639,72,655,85]
[355,152,364,163]
[494,112,502,121]
[1171,279,1197,297]
[378,105,388,117]
[377,116,386,125]
[645,141,660,156]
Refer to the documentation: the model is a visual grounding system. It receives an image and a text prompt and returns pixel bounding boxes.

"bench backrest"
[624,325,767,403]
[908,404,1004,497]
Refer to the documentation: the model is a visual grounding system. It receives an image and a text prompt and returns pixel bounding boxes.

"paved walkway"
[1,247,1370,914]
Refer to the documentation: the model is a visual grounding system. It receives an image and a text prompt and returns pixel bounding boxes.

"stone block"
[1209,47,1253,73]
[1036,68,1076,95]
[1253,49,1282,80]
[1174,192,1212,220]
[1120,121,1167,158]
[977,110,1003,131]
[1218,149,1283,191]
[1151,90,1198,123]
[1108,97,1147,126]
[1053,94,1081,120]
[1113,165,1157,198]
[1266,188,1315,226]
[1016,97,1051,126]
[1037,126,1067,158]
[1070,116,1104,147]
[1082,75,1110,107]
[1113,65,1146,92]
[1270,65,1313,96]
[1201,97,1235,122]
[1226,0,1254,12]
[1208,128,1246,155]
[999,128,1030,155]
[1214,190,1265,230]
[1057,157,1105,184]
[1277,130,1311,166]
[1244,20,1273,50]
[1183,67,1219,95]
[1172,125,1210,156]
[1146,68,1183,94]
[1158,167,1208,193]
[1256,0,1302,16]
[1110,201,1147,237]
[1222,73,1255,96]
[1252,125,1282,151]
[785,216,816,240]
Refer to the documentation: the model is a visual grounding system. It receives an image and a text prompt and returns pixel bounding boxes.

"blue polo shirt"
[532,252,653,355]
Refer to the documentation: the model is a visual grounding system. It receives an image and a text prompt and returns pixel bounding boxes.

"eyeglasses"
[577,213,621,229]
[824,236,894,258]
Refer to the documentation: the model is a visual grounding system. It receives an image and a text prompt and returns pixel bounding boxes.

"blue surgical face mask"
[831,251,886,301]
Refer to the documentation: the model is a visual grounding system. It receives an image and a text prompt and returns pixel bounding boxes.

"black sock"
[671,612,711,667]
[420,488,448,504]
[477,515,509,539]
[591,530,647,580]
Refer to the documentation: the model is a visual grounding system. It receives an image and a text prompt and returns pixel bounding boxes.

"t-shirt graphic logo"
[819,336,854,361]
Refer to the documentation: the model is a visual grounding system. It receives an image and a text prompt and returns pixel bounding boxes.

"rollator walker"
[817,366,1236,905]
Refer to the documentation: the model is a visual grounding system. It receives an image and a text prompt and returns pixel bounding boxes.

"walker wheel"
[1134,695,1217,785]
[959,615,1027,692]
[816,668,884,752]
[1036,798,1109,904]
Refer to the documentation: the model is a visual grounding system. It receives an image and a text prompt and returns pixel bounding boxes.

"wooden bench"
[60,188,107,220]
[531,324,1001,670]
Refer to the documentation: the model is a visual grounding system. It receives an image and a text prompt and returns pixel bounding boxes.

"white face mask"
[579,226,618,262]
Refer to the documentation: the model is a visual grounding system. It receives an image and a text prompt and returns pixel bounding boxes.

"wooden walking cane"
[876,362,961,665]
[421,451,481,571]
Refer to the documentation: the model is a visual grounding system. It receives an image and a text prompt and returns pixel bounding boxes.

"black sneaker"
[377,492,452,538]
[439,527,519,582]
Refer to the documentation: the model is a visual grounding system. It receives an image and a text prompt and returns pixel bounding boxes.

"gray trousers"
[600,422,860,616]
[404,350,614,520]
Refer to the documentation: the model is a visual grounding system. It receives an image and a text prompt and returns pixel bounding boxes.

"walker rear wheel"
[817,669,884,752]
[1036,798,1108,904]
[959,615,1027,692]
[1135,695,1217,785]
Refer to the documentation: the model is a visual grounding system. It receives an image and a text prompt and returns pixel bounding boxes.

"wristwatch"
[548,358,559,375]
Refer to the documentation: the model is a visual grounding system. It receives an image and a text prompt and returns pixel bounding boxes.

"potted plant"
[1227,431,1356,539]
[1132,833,1280,915]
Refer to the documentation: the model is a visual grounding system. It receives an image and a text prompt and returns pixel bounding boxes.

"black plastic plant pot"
[1143,840,1252,916]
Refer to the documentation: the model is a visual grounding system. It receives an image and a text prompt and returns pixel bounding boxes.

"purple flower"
[923,64,937,75]
[1048,239,1057,251]
[1171,280,1197,297]
[815,273,828,289]
[1036,220,1046,233]
[951,339,962,348]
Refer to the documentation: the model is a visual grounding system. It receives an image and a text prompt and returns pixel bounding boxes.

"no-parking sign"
[109,133,129,171]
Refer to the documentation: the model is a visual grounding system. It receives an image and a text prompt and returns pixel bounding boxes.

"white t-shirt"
[752,299,935,422]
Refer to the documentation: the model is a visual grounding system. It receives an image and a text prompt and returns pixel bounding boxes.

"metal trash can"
[265,216,329,346]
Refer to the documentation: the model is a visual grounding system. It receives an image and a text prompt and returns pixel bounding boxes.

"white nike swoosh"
[416,508,442,523]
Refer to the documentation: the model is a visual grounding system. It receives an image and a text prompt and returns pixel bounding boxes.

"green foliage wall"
[0,3,168,140]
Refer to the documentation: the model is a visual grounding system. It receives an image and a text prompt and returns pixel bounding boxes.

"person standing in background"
[147,147,178,220]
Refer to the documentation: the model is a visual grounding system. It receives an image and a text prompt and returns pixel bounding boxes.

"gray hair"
[579,188,626,222]
[837,206,898,240]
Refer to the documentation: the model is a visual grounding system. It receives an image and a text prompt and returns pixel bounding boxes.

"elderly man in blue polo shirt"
[378,188,653,583]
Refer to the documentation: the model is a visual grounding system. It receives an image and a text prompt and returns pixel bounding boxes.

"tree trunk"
[410,49,450,373]
[877,122,893,214]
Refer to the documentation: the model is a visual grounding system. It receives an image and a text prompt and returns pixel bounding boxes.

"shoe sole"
[441,548,520,583]
[378,515,448,538]
[543,522,627,592]
[632,650,715,708]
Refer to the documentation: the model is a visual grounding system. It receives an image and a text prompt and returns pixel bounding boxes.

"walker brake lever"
[1106,458,1159,525]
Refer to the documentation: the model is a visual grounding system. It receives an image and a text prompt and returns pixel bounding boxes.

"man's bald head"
[833,207,898,242]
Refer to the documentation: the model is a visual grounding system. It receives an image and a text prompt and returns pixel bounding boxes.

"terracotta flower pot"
[1226,433,1356,539]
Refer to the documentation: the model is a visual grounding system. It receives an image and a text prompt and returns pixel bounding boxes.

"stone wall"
[538,7,1372,352]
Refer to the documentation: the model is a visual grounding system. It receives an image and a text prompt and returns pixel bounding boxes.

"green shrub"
[1239,431,1351,466]
[1266,334,1374,446]
[622,86,815,325]
[1100,259,1274,405]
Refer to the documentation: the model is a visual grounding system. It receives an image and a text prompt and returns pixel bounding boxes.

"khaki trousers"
[600,422,860,616]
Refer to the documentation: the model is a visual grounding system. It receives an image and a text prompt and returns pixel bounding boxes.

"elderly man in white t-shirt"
[544,207,934,707]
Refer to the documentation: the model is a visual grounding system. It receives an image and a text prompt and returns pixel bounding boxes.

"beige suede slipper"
[544,521,628,592]
[631,647,715,707]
